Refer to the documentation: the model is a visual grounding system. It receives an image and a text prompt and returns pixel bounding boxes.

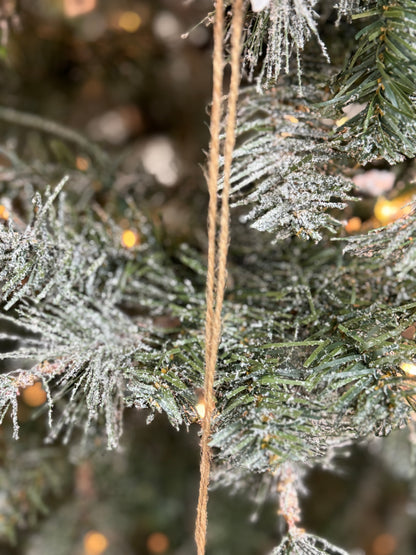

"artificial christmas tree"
[0,0,416,553]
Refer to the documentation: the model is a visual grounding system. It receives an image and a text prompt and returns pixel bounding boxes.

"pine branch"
[306,301,416,437]
[223,84,354,241]
[0,440,70,544]
[209,235,416,475]
[0,176,75,309]
[324,0,416,164]
[0,179,159,311]
[0,290,202,448]
[342,202,416,278]
[271,532,348,554]
[0,106,111,171]
[0,186,104,310]
[236,0,328,88]
[0,184,204,447]
[335,0,365,21]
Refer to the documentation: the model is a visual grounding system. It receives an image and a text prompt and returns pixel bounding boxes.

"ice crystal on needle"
[0,183,201,448]
[335,0,363,20]
[0,177,116,309]
[271,533,348,554]
[343,202,416,279]
[223,84,354,241]
[242,0,328,87]
[0,293,154,448]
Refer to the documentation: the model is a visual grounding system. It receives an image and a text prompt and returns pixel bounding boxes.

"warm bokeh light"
[64,0,96,18]
[344,216,362,233]
[0,205,9,220]
[118,11,142,33]
[121,229,140,248]
[372,533,397,555]
[336,116,348,127]
[374,195,413,226]
[196,401,206,419]
[141,137,178,187]
[83,531,109,555]
[284,114,299,124]
[400,362,416,376]
[76,156,90,171]
[22,382,47,407]
[146,532,170,554]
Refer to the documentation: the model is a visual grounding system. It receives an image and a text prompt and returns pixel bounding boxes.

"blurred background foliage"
[0,1,416,554]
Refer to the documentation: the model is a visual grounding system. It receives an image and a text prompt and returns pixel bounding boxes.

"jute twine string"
[195,1,245,554]
[195,1,224,549]
[204,0,224,410]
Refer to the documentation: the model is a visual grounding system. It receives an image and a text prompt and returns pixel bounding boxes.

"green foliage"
[0,177,140,310]
[0,183,203,448]
[3,179,415,475]
[335,0,365,21]
[233,0,367,88]
[239,0,328,87]
[0,440,70,544]
[2,175,416,548]
[342,202,416,278]
[272,532,348,554]
[324,0,416,164]
[211,237,416,475]
[217,0,416,499]
[0,106,111,172]
[224,83,354,241]
[1,1,416,552]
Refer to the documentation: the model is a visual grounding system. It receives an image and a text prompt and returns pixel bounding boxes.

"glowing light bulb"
[83,531,109,555]
[64,0,96,18]
[76,156,89,171]
[196,401,206,419]
[22,382,47,407]
[147,532,170,554]
[371,533,397,555]
[336,116,348,127]
[283,114,299,124]
[118,12,142,33]
[374,195,413,225]
[0,205,9,220]
[344,217,362,233]
[400,362,416,376]
[121,230,140,248]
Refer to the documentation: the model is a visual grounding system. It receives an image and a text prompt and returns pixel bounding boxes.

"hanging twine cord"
[204,0,225,414]
[195,0,224,548]
[195,1,245,554]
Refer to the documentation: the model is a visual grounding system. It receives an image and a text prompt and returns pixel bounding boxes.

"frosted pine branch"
[323,0,416,164]
[222,85,354,241]
[271,532,348,554]
[241,0,328,87]
[342,202,416,279]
